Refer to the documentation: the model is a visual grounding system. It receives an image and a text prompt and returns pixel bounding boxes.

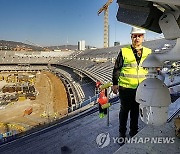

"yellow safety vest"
[118,46,151,89]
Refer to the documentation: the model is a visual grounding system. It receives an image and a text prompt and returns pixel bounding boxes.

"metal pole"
[106,88,110,127]
[89,96,91,103]
[107,107,110,127]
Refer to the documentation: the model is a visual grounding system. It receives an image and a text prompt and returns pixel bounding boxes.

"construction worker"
[112,26,152,139]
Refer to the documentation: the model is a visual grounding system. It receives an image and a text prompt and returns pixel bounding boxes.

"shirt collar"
[131,45,143,53]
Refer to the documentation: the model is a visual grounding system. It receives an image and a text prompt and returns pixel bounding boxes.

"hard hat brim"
[131,32,145,34]
[131,26,146,34]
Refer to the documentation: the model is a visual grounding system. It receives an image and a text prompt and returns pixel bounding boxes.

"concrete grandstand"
[0,38,179,153]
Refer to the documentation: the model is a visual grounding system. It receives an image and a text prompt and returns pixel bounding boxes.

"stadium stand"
[55,39,177,84]
[0,38,177,111]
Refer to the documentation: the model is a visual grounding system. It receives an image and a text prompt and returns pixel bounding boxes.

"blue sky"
[0,0,162,48]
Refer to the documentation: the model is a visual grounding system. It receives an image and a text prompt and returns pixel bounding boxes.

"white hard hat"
[131,26,146,34]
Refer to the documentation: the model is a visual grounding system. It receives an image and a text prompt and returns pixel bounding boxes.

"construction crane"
[98,0,114,48]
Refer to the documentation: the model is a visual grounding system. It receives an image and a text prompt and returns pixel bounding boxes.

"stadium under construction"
[0,38,179,153]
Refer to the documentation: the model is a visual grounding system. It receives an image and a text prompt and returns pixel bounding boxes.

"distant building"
[54,49,62,52]
[78,40,85,51]
[114,41,120,46]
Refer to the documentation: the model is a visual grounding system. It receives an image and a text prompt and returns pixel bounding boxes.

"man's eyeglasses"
[132,34,143,38]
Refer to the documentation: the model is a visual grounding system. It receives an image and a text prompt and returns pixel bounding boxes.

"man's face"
[131,34,144,47]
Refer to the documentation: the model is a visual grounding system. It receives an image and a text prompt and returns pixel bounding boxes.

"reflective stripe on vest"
[123,63,138,67]
[119,73,146,78]
[118,46,151,89]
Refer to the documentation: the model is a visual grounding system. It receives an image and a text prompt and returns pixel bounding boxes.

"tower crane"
[98,0,114,48]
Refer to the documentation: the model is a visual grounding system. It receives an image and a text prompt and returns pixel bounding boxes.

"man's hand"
[112,85,119,94]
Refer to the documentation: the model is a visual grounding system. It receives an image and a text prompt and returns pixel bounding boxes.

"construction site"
[0,0,179,153]
[0,71,68,135]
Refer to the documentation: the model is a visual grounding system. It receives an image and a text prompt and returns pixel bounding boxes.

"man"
[112,26,151,138]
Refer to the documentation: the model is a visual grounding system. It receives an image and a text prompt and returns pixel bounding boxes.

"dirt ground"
[0,71,68,133]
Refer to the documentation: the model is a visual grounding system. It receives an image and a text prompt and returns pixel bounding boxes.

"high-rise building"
[78,40,85,51]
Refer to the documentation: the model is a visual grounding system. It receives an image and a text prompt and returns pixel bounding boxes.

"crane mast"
[98,0,113,48]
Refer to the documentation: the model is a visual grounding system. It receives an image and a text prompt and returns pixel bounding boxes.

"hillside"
[0,40,44,51]
[0,40,95,51]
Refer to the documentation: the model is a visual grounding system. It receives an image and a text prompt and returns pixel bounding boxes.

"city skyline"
[0,0,162,48]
